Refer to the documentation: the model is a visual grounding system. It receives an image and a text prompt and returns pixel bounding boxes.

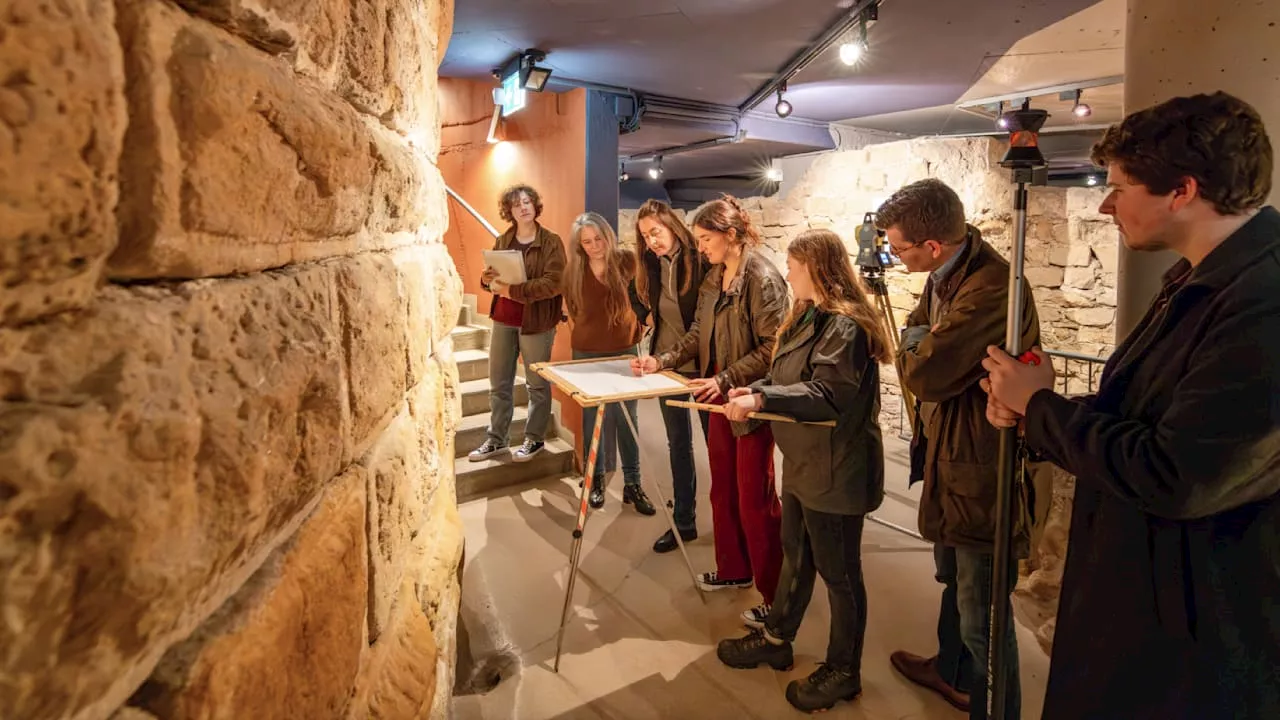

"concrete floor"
[453,400,1049,720]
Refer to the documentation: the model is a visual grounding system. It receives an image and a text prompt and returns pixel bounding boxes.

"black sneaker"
[741,603,771,629]
[623,486,656,516]
[652,527,697,554]
[511,439,544,463]
[696,572,752,592]
[468,439,508,462]
[589,484,605,509]
[716,629,794,671]
[785,664,862,712]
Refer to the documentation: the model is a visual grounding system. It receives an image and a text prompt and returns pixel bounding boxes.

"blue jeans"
[573,348,641,488]
[658,378,710,532]
[486,324,555,445]
[933,545,974,694]
[950,545,1022,720]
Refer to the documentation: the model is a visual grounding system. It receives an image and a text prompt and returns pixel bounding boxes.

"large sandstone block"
[131,468,368,720]
[0,0,125,326]
[111,0,445,280]
[349,580,440,720]
[395,242,464,387]
[0,264,348,720]
[338,253,410,459]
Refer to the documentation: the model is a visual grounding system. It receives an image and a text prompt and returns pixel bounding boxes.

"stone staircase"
[451,296,576,501]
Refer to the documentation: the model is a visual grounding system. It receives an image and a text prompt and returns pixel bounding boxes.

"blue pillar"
[584,90,620,231]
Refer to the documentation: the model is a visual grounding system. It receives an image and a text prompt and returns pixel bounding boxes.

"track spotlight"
[839,15,868,66]
[766,166,783,182]
[619,163,630,182]
[995,101,1009,129]
[1072,89,1091,117]
[775,82,792,118]
[648,157,663,180]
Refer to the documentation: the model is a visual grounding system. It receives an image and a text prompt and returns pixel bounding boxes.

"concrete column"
[584,90,620,230]
[1116,0,1280,339]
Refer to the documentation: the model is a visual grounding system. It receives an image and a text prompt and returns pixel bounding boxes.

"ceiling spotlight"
[648,157,664,180]
[518,49,552,92]
[1086,175,1099,186]
[766,166,783,182]
[775,82,793,118]
[619,164,630,182]
[995,101,1009,129]
[839,40,865,66]
[1062,88,1091,118]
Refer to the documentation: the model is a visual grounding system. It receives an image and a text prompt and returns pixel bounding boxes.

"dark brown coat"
[897,227,1040,549]
[481,224,566,334]
[659,248,789,437]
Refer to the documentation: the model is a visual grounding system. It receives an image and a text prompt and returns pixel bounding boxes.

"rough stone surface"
[396,241,464,388]
[338,254,411,460]
[111,0,445,281]
[0,0,125,326]
[1013,465,1077,655]
[130,468,368,720]
[350,580,440,720]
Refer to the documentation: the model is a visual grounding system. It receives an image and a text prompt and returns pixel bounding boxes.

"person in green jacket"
[714,229,892,713]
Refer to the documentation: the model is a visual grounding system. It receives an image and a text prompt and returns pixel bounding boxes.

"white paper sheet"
[539,358,688,401]
[483,249,527,284]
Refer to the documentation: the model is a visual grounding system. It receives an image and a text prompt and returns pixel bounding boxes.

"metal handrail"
[446,185,500,239]
[1045,349,1107,364]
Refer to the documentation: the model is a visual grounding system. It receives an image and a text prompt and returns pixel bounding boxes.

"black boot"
[623,485,656,516]
[589,483,605,509]
[652,527,697,554]
[716,629,793,671]
[785,664,862,712]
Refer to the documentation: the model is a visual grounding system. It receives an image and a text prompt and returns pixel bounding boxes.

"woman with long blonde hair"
[563,211,655,515]
[714,229,891,714]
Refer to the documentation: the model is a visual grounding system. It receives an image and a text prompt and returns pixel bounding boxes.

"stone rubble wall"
[0,2,461,719]
[621,136,1119,652]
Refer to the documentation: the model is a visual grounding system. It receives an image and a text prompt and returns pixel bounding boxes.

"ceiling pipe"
[624,130,748,162]
[738,0,883,114]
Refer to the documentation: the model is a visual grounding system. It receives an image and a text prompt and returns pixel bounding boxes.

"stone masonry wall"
[1,2,462,719]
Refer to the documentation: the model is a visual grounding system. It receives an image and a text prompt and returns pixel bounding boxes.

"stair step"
[450,324,490,352]
[456,437,577,502]
[454,349,490,383]
[459,376,528,417]
[455,406,560,458]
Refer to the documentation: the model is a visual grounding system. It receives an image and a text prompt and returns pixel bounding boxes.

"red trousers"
[707,412,783,604]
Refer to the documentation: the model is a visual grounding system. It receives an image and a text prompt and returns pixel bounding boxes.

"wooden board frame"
[530,355,692,408]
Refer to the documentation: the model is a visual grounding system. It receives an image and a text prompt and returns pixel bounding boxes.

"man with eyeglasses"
[875,178,1041,720]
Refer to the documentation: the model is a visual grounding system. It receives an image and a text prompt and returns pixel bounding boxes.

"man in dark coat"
[878,179,1040,720]
[983,91,1280,719]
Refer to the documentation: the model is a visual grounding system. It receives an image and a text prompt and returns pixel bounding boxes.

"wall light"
[519,50,553,92]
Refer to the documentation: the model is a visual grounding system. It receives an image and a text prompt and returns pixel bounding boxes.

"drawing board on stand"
[531,356,692,407]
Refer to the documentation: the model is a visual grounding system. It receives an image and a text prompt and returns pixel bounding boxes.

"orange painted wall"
[438,78,588,452]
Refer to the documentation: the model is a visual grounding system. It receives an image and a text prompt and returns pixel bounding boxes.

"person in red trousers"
[632,195,788,621]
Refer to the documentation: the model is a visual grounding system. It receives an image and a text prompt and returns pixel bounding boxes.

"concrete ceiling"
[442,0,1126,186]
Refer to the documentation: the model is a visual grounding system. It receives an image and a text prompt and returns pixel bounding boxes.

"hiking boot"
[623,485,656,515]
[741,603,771,629]
[785,664,862,712]
[511,439,544,463]
[889,651,970,712]
[653,527,697,554]
[717,629,794,671]
[696,572,752,592]
[468,439,508,462]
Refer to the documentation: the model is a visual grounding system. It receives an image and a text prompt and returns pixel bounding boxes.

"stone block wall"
[620,137,1120,432]
[0,2,462,719]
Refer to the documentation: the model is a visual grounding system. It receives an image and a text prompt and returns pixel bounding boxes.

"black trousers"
[764,492,868,674]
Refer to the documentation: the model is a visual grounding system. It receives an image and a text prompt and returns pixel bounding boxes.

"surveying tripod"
[855,213,916,429]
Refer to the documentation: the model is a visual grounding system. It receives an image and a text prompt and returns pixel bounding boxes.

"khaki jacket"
[754,310,885,515]
[659,248,788,437]
[897,226,1040,549]
[481,224,567,334]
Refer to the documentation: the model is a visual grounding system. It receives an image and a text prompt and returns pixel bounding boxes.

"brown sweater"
[569,255,641,353]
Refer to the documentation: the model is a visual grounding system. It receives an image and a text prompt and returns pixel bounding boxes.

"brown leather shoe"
[890,651,971,713]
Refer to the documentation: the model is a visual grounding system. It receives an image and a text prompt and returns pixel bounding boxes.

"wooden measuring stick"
[665,399,837,428]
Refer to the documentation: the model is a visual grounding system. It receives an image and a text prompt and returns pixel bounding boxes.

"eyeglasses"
[888,241,923,255]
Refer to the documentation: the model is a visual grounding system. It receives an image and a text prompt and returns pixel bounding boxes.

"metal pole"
[987,180,1029,719]
[553,402,606,673]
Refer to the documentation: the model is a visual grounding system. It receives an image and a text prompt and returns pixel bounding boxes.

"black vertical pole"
[987,179,1028,720]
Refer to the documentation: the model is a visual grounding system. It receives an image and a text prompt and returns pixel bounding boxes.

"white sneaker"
[741,603,771,629]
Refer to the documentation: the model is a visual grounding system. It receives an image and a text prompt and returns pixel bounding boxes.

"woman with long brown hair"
[630,199,712,553]
[563,211,655,514]
[632,195,788,609]
[714,229,891,713]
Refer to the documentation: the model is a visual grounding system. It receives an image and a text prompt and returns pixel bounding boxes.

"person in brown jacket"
[877,179,1040,720]
[470,184,567,464]
[631,195,788,617]
[562,211,655,515]
[713,229,892,713]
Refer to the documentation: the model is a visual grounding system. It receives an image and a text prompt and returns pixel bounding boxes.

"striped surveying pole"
[553,403,606,673]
